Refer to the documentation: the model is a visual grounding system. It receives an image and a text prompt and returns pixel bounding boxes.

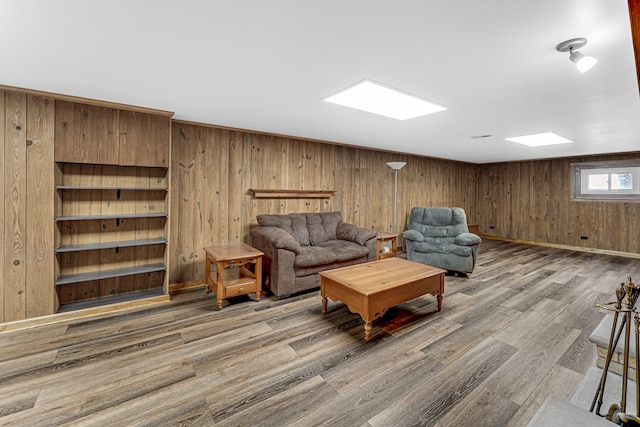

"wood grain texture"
[4,91,27,322]
[54,101,119,165]
[2,239,639,425]
[25,94,55,318]
[477,155,640,254]
[170,122,477,284]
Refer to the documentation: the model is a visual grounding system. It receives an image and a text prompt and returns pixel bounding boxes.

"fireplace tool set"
[591,276,640,425]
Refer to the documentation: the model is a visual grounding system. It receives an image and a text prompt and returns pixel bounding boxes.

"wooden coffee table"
[319,257,446,341]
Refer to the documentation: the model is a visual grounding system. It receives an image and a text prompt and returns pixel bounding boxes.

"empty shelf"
[56,238,167,253]
[55,263,166,285]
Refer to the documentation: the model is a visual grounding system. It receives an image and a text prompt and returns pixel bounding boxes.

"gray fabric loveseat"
[250,211,377,298]
[403,206,481,274]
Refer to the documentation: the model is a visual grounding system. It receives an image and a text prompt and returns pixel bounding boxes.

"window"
[572,160,640,201]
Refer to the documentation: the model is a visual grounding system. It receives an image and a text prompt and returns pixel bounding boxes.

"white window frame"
[572,160,640,201]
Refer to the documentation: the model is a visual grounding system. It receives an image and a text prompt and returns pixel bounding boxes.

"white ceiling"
[1,0,639,164]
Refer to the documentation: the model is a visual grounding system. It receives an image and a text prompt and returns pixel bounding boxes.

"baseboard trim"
[0,294,171,334]
[482,235,640,260]
[169,280,205,294]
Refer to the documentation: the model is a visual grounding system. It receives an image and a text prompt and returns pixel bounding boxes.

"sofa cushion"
[409,207,468,237]
[257,214,295,235]
[316,240,370,262]
[294,246,338,268]
[288,213,311,246]
[251,226,301,254]
[411,241,472,257]
[306,211,342,245]
[336,222,377,246]
[455,232,482,246]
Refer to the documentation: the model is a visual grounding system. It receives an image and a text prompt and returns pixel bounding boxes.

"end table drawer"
[224,280,256,298]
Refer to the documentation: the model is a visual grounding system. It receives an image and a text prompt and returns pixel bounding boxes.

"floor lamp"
[387,162,407,240]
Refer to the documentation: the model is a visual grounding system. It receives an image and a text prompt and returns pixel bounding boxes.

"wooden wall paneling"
[547,159,561,244]
[189,125,207,280]
[4,91,27,321]
[53,101,75,163]
[630,203,639,253]
[54,102,119,165]
[248,133,264,225]
[25,94,55,318]
[602,203,628,251]
[615,203,628,253]
[240,132,252,242]
[282,138,301,213]
[476,164,489,234]
[276,137,291,214]
[119,111,168,167]
[520,162,532,240]
[118,110,144,166]
[216,129,230,245]
[0,90,4,322]
[205,127,222,247]
[256,135,277,218]
[398,156,414,233]
[488,164,500,235]
[169,125,181,283]
[477,153,640,254]
[320,143,333,214]
[227,130,244,243]
[504,164,516,239]
[174,124,198,283]
[553,158,570,246]
[341,147,358,225]
[370,151,387,232]
[354,149,368,227]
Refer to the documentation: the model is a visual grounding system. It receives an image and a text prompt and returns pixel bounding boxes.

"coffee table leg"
[364,321,372,341]
[437,295,443,311]
[322,296,328,314]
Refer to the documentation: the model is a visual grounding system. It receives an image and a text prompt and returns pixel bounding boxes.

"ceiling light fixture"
[556,38,598,73]
[324,79,447,120]
[505,132,574,147]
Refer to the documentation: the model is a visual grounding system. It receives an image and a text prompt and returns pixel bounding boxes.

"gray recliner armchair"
[403,207,481,274]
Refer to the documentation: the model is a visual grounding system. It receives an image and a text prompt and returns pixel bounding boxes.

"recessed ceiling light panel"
[505,132,574,147]
[323,79,447,120]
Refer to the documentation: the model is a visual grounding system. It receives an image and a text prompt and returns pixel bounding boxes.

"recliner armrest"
[403,229,424,243]
[455,232,482,246]
[250,226,301,254]
[336,222,377,246]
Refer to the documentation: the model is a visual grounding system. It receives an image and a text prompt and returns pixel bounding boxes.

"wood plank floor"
[2,239,640,426]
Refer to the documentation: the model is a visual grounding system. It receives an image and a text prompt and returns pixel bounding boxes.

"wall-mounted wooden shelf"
[249,189,335,199]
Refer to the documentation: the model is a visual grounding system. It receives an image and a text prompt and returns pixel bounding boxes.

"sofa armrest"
[403,229,424,243]
[250,226,301,254]
[455,232,482,246]
[336,222,377,246]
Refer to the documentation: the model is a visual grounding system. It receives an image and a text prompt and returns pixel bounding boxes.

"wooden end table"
[203,243,263,309]
[320,258,446,341]
[376,232,398,260]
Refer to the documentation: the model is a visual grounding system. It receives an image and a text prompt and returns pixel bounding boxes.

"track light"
[556,37,598,73]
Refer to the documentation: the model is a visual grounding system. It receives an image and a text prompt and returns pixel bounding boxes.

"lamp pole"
[386,162,407,233]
